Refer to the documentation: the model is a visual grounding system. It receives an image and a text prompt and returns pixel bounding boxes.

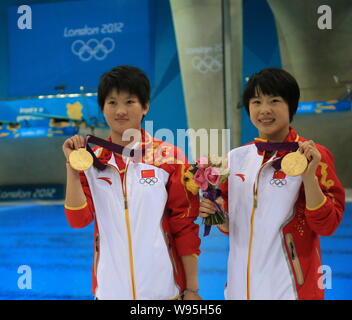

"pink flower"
[204,166,221,186]
[196,157,208,169]
[194,168,208,191]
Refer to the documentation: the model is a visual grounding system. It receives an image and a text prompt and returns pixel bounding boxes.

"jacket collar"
[253,127,302,172]
[254,126,300,144]
[254,126,300,156]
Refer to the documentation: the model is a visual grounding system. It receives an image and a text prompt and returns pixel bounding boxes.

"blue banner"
[297,100,351,114]
[8,0,153,97]
[0,94,103,139]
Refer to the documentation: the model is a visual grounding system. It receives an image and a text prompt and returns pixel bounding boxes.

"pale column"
[170,0,243,160]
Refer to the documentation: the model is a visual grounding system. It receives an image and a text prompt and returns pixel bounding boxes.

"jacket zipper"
[93,232,100,297]
[121,163,137,300]
[246,163,265,300]
[107,162,137,300]
[285,233,304,285]
[246,154,279,300]
[94,233,100,276]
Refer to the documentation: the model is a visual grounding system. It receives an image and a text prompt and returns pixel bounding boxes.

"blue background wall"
[0,0,85,98]
[146,0,189,136]
[241,0,282,144]
[0,0,189,146]
[7,0,154,97]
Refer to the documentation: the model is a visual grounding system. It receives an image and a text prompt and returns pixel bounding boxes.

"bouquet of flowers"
[184,155,230,236]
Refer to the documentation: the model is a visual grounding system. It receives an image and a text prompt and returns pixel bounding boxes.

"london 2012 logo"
[71,38,115,62]
[191,54,222,74]
[185,44,223,74]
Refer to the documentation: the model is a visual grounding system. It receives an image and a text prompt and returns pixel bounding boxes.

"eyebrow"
[106,94,137,100]
[251,94,280,99]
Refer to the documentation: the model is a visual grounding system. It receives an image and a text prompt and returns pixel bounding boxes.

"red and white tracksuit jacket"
[64,130,200,300]
[220,127,345,300]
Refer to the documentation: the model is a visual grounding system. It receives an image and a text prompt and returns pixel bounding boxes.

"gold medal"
[281,151,308,176]
[69,148,93,171]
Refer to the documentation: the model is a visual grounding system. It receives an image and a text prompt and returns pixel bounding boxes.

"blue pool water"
[0,203,351,300]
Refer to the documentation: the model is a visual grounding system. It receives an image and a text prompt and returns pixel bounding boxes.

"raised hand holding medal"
[281,140,321,177]
[63,134,137,172]
[63,135,93,171]
[281,150,307,176]
[297,140,322,179]
[69,141,93,171]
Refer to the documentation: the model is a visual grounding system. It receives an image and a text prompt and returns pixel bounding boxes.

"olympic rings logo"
[270,178,287,187]
[71,38,115,62]
[191,54,223,74]
[139,177,159,186]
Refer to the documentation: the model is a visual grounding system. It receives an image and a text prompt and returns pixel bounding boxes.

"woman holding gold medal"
[62,66,201,300]
[199,68,346,300]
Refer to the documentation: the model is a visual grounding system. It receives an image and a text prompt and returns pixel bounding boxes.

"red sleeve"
[64,172,95,229]
[164,151,201,257]
[304,146,345,236]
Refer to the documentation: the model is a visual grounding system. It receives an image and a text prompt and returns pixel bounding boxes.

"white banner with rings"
[71,38,116,62]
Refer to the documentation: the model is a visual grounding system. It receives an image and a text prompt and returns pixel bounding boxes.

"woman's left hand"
[298,140,321,179]
[183,290,202,300]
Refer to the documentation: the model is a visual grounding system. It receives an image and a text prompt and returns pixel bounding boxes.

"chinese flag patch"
[273,171,286,179]
[141,169,155,178]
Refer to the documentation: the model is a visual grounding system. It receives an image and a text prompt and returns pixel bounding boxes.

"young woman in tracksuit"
[199,68,345,300]
[63,66,201,300]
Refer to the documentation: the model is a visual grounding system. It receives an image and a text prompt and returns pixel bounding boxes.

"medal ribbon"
[255,142,299,152]
[255,142,299,171]
[85,135,140,171]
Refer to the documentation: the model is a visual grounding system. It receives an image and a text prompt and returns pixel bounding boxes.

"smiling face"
[103,88,149,142]
[243,68,300,141]
[249,89,290,142]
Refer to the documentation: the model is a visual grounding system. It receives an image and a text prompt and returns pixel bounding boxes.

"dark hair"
[98,65,150,110]
[242,68,300,122]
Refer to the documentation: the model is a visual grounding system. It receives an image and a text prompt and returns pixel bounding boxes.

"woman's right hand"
[199,198,221,218]
[199,198,229,231]
[62,135,85,160]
